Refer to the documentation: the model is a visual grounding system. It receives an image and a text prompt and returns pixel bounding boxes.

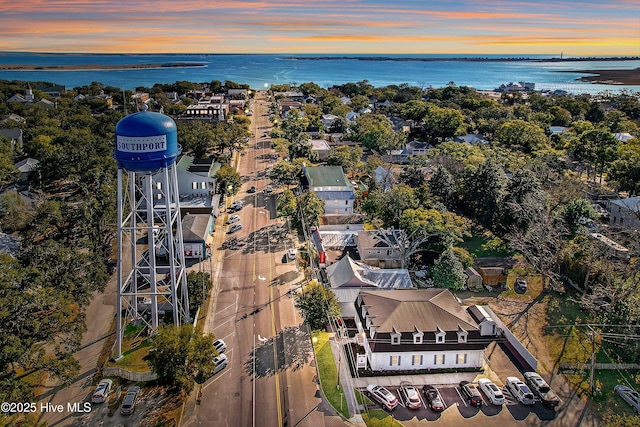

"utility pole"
[588,325,596,395]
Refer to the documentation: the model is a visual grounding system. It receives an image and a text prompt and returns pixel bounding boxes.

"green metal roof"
[305,166,350,187]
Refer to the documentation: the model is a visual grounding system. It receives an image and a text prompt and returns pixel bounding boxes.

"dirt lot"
[69,384,181,427]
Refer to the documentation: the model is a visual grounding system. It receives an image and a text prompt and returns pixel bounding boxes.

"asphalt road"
[183,92,323,427]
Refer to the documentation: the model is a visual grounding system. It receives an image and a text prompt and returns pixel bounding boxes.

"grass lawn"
[460,230,513,258]
[565,369,640,417]
[312,331,350,419]
[361,409,404,427]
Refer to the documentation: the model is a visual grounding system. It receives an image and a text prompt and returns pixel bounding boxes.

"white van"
[506,376,535,405]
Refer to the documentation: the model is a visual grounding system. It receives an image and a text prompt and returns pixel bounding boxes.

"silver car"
[213,354,229,375]
[614,385,640,413]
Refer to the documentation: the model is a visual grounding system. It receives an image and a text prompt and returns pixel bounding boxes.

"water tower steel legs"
[115,165,190,360]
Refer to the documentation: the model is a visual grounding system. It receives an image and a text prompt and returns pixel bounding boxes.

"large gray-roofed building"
[326,255,412,316]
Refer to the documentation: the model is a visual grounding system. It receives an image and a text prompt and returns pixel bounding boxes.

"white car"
[213,354,229,375]
[213,339,227,354]
[227,224,243,234]
[91,379,113,404]
[227,215,240,224]
[506,376,535,405]
[614,385,640,413]
[367,384,398,411]
[399,381,422,409]
[287,248,296,260]
[478,378,505,405]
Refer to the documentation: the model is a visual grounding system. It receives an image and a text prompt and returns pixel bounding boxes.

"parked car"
[459,381,483,407]
[248,186,256,193]
[264,185,273,194]
[366,384,398,411]
[515,278,528,292]
[227,215,241,224]
[213,354,229,375]
[422,384,445,411]
[227,224,243,234]
[477,378,505,405]
[614,385,640,413]
[506,376,535,405]
[398,381,422,409]
[213,339,227,354]
[524,372,561,408]
[120,386,141,415]
[287,248,296,260]
[91,379,113,404]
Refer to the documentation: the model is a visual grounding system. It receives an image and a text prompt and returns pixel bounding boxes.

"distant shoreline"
[278,56,640,62]
[560,68,640,85]
[0,62,207,71]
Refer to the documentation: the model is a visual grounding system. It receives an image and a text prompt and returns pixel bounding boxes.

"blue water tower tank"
[114,109,181,172]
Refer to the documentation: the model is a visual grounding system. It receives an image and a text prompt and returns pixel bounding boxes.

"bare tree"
[505,192,567,291]
[373,228,439,270]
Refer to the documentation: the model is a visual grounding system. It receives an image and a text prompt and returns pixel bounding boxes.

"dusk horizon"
[2,0,638,56]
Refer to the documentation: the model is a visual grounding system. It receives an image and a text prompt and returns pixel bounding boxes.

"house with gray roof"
[454,133,489,145]
[608,196,640,230]
[303,165,355,215]
[326,255,413,316]
[153,155,220,216]
[354,289,490,372]
[309,139,331,160]
[0,128,23,150]
[356,229,404,268]
[14,158,39,183]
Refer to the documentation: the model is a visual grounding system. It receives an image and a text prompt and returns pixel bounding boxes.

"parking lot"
[362,382,558,423]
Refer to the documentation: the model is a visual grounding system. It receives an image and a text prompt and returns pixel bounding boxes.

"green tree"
[571,128,620,183]
[561,198,596,235]
[428,166,456,209]
[422,106,465,143]
[431,249,466,290]
[399,164,425,188]
[494,119,550,153]
[296,192,325,228]
[294,280,341,330]
[548,106,572,127]
[399,207,468,252]
[147,324,218,393]
[350,95,370,112]
[177,120,216,157]
[0,190,33,232]
[277,189,297,227]
[0,136,17,185]
[187,271,212,317]
[215,164,241,195]
[325,145,363,174]
[461,160,506,229]
[269,160,302,186]
[353,114,400,153]
[609,143,640,195]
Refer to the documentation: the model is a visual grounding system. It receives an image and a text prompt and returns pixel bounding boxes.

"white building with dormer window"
[354,289,493,372]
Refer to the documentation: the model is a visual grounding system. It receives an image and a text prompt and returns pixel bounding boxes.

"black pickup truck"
[524,372,561,408]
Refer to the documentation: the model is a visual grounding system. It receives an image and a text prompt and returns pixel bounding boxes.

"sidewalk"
[181,210,228,423]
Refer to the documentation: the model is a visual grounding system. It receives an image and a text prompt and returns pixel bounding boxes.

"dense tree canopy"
[294,280,341,330]
[147,324,219,392]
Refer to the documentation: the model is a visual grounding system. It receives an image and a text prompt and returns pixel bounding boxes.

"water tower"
[114,108,190,359]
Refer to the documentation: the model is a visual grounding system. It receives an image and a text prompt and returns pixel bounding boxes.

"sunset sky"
[1,0,639,55]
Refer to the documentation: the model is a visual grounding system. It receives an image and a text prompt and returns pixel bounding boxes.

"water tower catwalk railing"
[114,110,190,360]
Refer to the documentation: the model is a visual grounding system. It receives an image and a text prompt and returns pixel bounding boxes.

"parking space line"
[202,348,233,391]
[456,386,468,407]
